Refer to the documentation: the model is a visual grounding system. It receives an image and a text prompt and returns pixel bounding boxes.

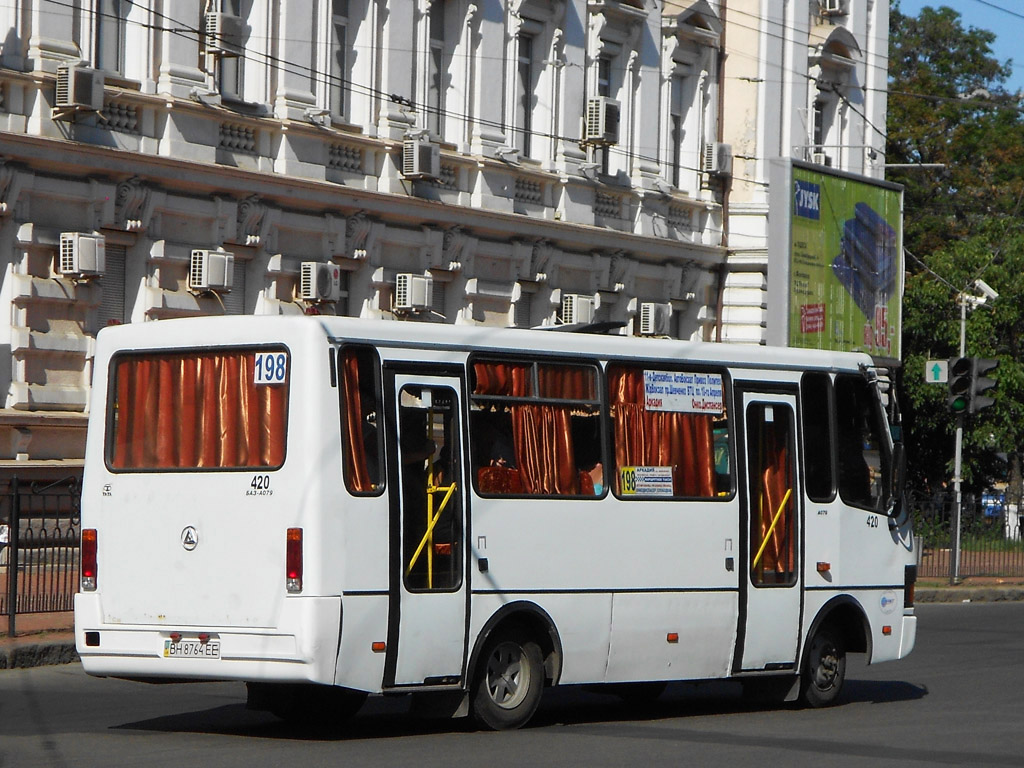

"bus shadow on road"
[111,677,927,740]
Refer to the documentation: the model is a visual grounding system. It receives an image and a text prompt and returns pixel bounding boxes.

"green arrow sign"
[925,359,948,384]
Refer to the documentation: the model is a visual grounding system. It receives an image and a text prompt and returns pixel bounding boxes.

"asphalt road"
[2,602,1023,768]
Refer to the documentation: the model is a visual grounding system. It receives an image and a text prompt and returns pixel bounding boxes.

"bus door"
[736,389,802,673]
[384,371,468,688]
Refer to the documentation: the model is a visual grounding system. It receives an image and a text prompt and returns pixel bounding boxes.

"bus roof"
[96,314,879,375]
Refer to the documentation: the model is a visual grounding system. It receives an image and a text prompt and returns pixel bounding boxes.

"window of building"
[427,1,446,137]
[107,347,288,471]
[514,32,535,156]
[95,0,127,73]
[608,364,730,500]
[340,346,384,494]
[669,75,686,188]
[330,0,349,118]
[97,243,127,329]
[217,0,245,101]
[596,55,613,174]
[835,374,890,512]
[801,372,835,502]
[470,358,602,497]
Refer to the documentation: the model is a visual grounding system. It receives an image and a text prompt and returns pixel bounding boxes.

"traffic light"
[969,358,999,413]
[947,356,972,414]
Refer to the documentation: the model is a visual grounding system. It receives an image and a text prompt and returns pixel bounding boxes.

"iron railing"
[910,490,1024,580]
[0,476,81,636]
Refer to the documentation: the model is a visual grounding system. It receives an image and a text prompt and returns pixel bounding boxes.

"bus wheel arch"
[799,597,870,707]
[467,602,562,729]
[469,601,563,688]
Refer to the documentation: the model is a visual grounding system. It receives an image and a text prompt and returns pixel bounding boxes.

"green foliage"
[890,5,1024,495]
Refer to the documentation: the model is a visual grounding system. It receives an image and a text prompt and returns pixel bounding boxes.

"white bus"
[75,315,917,729]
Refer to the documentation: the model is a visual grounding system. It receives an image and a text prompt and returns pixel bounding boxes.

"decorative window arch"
[807,25,863,166]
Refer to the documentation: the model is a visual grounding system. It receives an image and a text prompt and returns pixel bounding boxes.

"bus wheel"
[471,629,544,730]
[800,625,846,708]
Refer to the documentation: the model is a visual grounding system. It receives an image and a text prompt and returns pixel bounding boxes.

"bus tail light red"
[286,528,303,593]
[82,528,98,591]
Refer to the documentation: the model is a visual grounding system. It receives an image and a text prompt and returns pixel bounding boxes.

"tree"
[887,3,1024,258]
[890,5,1024,501]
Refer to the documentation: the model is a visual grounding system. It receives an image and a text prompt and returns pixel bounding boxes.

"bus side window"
[470,359,602,497]
[340,346,384,494]
[608,364,729,500]
[801,372,835,502]
[835,375,890,512]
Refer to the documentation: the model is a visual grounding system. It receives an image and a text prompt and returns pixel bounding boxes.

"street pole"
[951,296,966,585]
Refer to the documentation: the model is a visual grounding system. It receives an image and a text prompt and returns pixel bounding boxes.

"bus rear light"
[666,633,679,644]
[286,528,303,593]
[81,528,97,591]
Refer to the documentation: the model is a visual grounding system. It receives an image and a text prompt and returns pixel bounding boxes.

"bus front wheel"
[800,625,846,708]
[471,629,544,730]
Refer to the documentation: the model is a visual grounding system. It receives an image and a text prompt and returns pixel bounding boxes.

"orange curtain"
[756,427,794,578]
[341,350,372,492]
[111,351,286,469]
[473,361,581,495]
[609,367,715,497]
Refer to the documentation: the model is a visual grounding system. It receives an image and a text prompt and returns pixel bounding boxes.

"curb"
[0,641,78,670]
[916,587,1024,603]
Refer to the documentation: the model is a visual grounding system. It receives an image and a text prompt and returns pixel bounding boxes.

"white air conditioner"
[819,0,843,15]
[811,152,832,167]
[55,64,105,111]
[561,293,595,325]
[300,262,342,302]
[402,138,441,180]
[638,302,672,336]
[59,232,106,277]
[584,97,620,145]
[189,249,234,293]
[395,273,433,311]
[204,11,244,56]
[703,142,733,177]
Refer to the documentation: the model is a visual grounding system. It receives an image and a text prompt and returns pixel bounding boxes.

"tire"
[471,629,545,730]
[800,625,846,708]
[262,683,367,728]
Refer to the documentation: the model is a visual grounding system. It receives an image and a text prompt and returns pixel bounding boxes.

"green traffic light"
[950,396,968,413]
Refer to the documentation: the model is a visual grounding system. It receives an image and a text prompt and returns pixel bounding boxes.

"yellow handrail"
[751,487,792,570]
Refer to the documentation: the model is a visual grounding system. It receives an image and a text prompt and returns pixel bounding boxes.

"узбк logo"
[794,179,821,220]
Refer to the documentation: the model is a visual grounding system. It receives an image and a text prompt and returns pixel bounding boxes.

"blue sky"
[895,0,1024,92]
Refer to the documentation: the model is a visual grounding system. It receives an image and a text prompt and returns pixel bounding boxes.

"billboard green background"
[788,167,902,359]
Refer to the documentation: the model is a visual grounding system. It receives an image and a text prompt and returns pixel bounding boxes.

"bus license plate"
[163,638,220,659]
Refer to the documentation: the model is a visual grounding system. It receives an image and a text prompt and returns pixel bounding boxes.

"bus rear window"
[107,348,288,471]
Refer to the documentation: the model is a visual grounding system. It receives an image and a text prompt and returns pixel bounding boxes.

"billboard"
[767,160,903,362]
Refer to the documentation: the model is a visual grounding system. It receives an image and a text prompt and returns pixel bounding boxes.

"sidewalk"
[3,579,1024,670]
[0,612,76,669]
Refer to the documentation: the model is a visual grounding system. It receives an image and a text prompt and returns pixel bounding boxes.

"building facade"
[0,0,887,478]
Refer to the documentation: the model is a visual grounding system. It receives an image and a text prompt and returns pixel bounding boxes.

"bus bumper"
[899,612,917,659]
[74,592,341,685]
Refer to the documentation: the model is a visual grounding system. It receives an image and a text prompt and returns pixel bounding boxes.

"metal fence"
[910,490,1024,580]
[0,476,81,636]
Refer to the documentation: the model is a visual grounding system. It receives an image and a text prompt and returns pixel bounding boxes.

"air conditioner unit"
[703,142,733,177]
[204,11,244,56]
[819,0,843,15]
[55,64,105,111]
[300,262,342,302]
[584,97,620,145]
[638,302,672,336]
[395,273,433,311]
[189,249,234,293]
[561,293,595,325]
[59,232,106,277]
[812,152,832,167]
[402,138,441,180]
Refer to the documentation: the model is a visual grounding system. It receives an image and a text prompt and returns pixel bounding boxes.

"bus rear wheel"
[800,625,846,708]
[471,629,544,730]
